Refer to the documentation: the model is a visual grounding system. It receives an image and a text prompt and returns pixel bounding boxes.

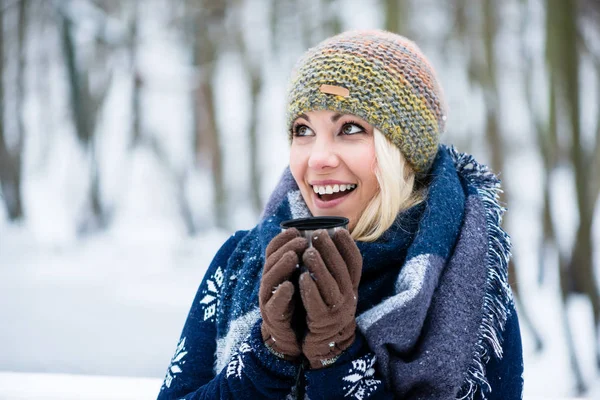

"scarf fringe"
[446,146,513,400]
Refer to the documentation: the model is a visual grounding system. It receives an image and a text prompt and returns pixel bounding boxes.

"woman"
[157,30,523,400]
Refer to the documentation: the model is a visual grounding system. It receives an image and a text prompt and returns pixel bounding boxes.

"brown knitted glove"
[259,228,308,360]
[299,229,362,369]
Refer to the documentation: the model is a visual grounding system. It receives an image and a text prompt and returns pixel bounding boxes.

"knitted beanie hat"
[286,30,447,175]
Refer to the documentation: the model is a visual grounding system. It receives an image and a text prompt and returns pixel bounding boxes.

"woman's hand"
[299,229,362,369]
[259,228,308,360]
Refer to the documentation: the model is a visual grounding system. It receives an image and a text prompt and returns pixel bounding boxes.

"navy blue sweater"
[156,230,523,399]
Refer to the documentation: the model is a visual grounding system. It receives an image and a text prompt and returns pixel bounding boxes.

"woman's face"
[289,110,379,230]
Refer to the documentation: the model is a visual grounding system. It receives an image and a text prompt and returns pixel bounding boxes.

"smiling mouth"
[311,184,357,202]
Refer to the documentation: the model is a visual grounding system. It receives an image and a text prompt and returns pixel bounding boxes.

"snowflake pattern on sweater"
[200,266,224,322]
[225,342,252,379]
[162,337,188,389]
[342,355,381,399]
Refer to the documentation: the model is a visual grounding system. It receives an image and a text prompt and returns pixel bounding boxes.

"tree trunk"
[482,0,545,353]
[231,12,264,216]
[537,79,559,285]
[58,2,112,232]
[248,68,263,214]
[322,0,342,36]
[557,0,600,370]
[60,9,91,144]
[384,0,405,34]
[538,180,555,284]
[129,0,142,148]
[558,253,588,394]
[192,6,226,229]
[0,0,26,221]
[547,0,598,390]
[518,0,560,290]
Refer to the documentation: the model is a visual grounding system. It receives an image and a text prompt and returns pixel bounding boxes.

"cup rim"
[280,216,349,231]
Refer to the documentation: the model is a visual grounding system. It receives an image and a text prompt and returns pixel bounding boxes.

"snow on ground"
[0,220,229,379]
[0,372,162,400]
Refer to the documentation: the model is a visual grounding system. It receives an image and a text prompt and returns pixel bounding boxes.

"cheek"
[289,147,306,184]
[351,148,377,180]
[365,176,380,200]
[359,151,379,199]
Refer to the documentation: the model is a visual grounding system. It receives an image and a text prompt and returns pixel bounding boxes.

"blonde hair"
[351,129,425,242]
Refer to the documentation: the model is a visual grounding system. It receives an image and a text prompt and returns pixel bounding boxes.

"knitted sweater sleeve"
[156,231,299,400]
[303,331,393,400]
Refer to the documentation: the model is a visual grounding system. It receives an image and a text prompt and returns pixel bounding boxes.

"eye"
[293,124,314,137]
[341,122,365,135]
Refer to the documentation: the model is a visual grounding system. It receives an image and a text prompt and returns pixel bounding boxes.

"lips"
[319,190,352,202]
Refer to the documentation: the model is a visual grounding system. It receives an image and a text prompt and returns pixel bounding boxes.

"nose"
[307,136,339,170]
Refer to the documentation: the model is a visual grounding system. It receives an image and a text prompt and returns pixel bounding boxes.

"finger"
[302,247,342,307]
[310,229,353,295]
[266,228,300,258]
[260,250,300,306]
[332,229,363,290]
[299,271,327,319]
[260,250,299,306]
[265,281,295,322]
[263,283,298,348]
[264,236,308,274]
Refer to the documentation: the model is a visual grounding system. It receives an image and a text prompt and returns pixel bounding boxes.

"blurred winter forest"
[0,0,599,397]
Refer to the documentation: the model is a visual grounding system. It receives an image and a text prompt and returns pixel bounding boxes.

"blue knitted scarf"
[212,146,512,399]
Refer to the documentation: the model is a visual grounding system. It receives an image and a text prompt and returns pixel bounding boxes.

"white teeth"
[311,184,357,195]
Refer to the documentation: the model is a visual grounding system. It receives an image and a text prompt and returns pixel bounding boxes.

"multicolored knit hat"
[286,30,447,175]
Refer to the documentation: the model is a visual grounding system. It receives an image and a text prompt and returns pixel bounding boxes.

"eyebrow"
[331,113,343,122]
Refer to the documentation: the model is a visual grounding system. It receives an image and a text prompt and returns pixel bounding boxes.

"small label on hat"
[319,84,350,97]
